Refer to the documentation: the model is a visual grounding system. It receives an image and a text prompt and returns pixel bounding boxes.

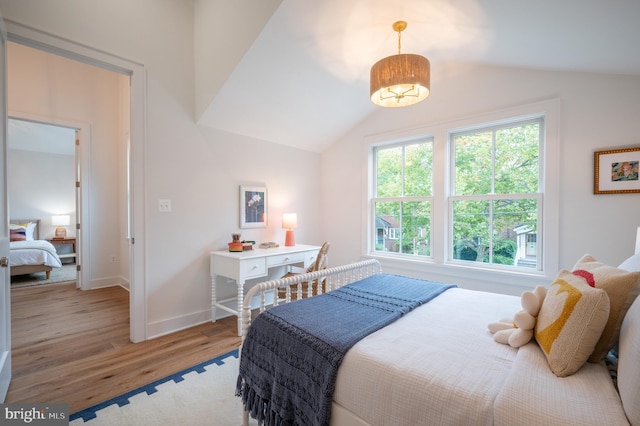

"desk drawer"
[267,252,305,267]
[241,258,267,279]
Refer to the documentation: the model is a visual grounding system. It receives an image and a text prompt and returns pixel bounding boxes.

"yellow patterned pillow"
[572,254,640,362]
[535,269,610,377]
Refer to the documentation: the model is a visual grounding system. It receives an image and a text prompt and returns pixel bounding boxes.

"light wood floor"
[6,282,241,413]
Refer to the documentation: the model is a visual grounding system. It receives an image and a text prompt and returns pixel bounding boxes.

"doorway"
[4,19,147,342]
[6,40,129,306]
[7,118,81,288]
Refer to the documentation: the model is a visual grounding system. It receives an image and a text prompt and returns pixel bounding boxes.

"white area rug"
[70,349,258,425]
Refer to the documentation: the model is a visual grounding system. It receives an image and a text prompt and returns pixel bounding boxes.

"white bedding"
[10,240,62,268]
[494,343,629,426]
[333,286,628,426]
[333,288,521,426]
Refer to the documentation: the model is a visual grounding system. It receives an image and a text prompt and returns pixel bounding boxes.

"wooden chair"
[279,242,330,300]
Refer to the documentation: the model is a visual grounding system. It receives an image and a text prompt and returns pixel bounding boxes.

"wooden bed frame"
[9,219,53,279]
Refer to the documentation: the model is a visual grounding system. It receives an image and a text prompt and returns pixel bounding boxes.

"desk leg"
[211,275,217,323]
[237,280,244,337]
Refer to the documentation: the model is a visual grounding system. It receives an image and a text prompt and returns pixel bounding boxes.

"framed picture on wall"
[240,185,267,228]
[594,147,640,194]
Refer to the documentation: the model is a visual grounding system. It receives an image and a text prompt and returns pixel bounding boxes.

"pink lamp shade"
[282,213,298,247]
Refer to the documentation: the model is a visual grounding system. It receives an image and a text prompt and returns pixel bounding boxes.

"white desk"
[210,244,320,335]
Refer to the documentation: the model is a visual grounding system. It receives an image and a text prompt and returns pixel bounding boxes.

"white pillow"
[619,252,640,272]
[618,295,640,426]
[25,222,36,240]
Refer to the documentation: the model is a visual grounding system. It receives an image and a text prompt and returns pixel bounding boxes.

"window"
[372,140,433,256]
[368,101,557,279]
[450,119,542,269]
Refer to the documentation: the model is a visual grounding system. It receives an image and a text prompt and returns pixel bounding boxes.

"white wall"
[0,0,323,338]
[5,1,637,337]
[322,63,640,294]
[8,149,75,238]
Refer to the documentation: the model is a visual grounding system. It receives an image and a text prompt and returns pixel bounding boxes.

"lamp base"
[284,230,295,247]
[54,226,67,239]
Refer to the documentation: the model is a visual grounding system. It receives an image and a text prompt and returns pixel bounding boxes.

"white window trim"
[371,138,435,257]
[362,99,560,294]
[447,116,545,270]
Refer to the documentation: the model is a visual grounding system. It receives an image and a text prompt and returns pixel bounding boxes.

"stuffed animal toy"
[488,285,547,348]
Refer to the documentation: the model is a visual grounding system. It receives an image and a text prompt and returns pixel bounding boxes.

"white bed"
[10,219,62,279]
[239,245,640,426]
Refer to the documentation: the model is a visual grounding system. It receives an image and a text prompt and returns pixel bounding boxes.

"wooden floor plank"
[5,282,241,413]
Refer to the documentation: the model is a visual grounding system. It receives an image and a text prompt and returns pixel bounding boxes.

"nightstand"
[48,238,77,264]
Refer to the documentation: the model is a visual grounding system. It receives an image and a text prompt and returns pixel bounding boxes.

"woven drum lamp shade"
[370,54,430,107]
[370,21,430,108]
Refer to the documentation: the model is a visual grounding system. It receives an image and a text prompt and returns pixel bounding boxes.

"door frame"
[0,12,10,401]
[8,113,88,289]
[3,19,147,342]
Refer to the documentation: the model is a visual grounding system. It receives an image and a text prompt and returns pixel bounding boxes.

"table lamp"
[282,213,297,247]
[52,215,70,239]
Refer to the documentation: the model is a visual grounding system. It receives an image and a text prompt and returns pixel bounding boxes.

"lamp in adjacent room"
[282,213,298,247]
[370,21,430,107]
[52,215,70,239]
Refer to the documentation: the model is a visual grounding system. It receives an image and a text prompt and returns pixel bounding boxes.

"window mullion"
[401,146,406,196]
[491,129,497,195]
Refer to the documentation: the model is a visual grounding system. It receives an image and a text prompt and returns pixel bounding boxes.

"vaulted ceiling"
[197,0,640,153]
[9,1,640,155]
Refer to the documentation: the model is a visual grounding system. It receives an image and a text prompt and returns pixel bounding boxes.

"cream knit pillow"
[535,269,610,377]
[573,254,640,362]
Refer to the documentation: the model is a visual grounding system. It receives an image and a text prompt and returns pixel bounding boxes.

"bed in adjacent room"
[237,240,640,426]
[9,219,62,279]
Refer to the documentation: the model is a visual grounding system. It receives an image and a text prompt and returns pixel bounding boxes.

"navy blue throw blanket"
[236,273,456,426]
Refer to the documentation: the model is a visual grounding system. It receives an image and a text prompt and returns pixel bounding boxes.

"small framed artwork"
[594,147,640,194]
[240,185,267,228]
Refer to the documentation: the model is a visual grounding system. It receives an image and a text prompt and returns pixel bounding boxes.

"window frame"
[447,117,544,271]
[364,99,559,289]
[370,138,435,258]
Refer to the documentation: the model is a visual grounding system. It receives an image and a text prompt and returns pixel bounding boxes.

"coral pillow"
[535,269,610,377]
[573,254,640,362]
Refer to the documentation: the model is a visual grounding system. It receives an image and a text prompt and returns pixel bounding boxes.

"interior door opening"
[4,18,146,344]
[7,118,80,288]
[6,40,134,336]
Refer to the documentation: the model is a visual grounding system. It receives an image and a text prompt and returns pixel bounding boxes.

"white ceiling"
[8,119,75,156]
[198,0,640,153]
[8,1,640,155]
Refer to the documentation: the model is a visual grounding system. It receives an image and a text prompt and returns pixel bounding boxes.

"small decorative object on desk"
[228,233,243,252]
[242,240,255,251]
[259,242,279,249]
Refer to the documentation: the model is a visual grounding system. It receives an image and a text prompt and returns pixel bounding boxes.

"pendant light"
[370,21,430,107]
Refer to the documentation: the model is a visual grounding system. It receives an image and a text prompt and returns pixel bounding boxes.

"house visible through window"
[370,113,546,273]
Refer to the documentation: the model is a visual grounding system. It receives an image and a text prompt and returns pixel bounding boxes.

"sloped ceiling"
[198,0,640,153]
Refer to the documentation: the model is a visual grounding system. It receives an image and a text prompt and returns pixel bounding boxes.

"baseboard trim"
[146,310,212,340]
